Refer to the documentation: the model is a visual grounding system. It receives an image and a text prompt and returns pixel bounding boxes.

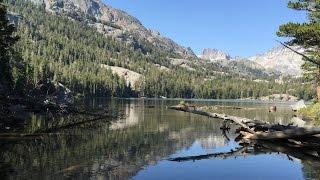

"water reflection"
[110,103,141,130]
[0,99,319,179]
[197,135,228,150]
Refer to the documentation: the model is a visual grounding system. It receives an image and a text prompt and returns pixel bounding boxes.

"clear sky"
[104,0,307,57]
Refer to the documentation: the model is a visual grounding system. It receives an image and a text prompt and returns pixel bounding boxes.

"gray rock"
[291,100,307,112]
[260,94,299,102]
[35,79,74,105]
[290,117,306,127]
[53,82,74,104]
[198,48,231,62]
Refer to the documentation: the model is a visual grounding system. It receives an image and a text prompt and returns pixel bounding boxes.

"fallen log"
[241,127,320,140]
[169,105,320,140]
[169,105,256,134]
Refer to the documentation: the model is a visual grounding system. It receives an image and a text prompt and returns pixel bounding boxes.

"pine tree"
[0,0,19,90]
[277,0,320,101]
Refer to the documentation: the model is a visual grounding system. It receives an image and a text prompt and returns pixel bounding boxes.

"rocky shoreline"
[241,94,299,102]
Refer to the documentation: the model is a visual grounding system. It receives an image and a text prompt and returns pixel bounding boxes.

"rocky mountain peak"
[199,48,231,62]
[29,0,196,59]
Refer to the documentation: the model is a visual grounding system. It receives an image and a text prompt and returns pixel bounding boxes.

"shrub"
[179,100,186,107]
[299,103,320,120]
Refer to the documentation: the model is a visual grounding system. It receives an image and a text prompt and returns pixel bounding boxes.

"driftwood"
[169,105,320,141]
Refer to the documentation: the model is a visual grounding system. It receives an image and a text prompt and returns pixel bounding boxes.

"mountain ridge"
[29,0,196,59]
[198,46,304,76]
[28,0,304,77]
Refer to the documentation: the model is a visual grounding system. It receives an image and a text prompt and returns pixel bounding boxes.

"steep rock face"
[29,0,196,59]
[248,46,304,77]
[199,46,304,77]
[199,48,231,62]
[225,59,276,77]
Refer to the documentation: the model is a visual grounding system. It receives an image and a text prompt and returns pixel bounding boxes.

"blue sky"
[104,0,307,57]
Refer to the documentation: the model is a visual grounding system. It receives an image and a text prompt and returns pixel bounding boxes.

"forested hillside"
[4,0,315,99]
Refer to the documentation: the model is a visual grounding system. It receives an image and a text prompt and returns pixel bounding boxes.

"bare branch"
[276,40,320,66]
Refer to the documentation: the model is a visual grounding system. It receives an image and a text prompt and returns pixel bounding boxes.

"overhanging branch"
[276,40,320,66]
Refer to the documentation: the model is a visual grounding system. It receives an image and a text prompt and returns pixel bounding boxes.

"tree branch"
[276,40,320,66]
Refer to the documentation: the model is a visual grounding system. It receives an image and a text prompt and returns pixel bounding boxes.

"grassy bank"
[299,103,320,121]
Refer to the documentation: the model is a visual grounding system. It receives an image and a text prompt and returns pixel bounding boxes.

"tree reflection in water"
[0,99,319,179]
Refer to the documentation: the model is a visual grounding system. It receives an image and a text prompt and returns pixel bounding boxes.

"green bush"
[299,103,320,120]
[179,100,186,107]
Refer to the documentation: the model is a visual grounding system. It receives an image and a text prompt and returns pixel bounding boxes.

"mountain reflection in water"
[0,99,319,180]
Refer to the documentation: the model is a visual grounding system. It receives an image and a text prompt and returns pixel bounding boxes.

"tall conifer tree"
[0,0,19,89]
[278,0,320,101]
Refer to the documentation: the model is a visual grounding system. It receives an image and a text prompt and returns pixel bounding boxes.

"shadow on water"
[0,99,319,179]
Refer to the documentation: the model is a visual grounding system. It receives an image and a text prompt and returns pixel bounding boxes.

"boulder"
[291,100,307,112]
[52,82,74,104]
[290,117,306,127]
[34,79,74,105]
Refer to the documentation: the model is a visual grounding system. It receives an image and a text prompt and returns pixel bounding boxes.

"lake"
[0,99,319,180]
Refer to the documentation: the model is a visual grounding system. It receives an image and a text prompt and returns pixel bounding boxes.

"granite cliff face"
[248,46,304,77]
[199,46,304,77]
[198,48,231,62]
[29,0,196,59]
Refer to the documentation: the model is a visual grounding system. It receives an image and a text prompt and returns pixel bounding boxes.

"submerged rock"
[269,106,277,112]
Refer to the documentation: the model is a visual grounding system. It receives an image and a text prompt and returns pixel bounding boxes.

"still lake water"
[0,99,319,180]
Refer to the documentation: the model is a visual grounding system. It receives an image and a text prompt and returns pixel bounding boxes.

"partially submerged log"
[169,104,320,164]
[169,105,320,141]
[240,127,320,140]
[170,105,258,134]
